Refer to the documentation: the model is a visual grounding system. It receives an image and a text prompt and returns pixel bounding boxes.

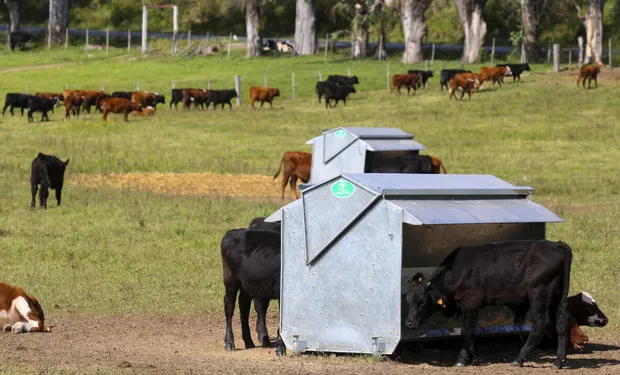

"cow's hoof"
[275,347,286,357]
[510,361,524,367]
[11,322,24,333]
[244,341,256,349]
[225,343,235,352]
[261,337,271,347]
[553,361,567,369]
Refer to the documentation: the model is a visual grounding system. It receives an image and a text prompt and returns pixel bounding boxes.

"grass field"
[0,48,619,372]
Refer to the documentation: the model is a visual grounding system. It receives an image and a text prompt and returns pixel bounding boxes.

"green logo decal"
[331,179,355,198]
[334,129,347,138]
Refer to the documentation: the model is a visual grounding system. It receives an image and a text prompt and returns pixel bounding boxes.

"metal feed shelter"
[266,173,563,356]
[305,127,426,186]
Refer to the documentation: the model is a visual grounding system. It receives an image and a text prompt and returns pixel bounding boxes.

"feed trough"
[304,127,426,186]
[266,173,563,356]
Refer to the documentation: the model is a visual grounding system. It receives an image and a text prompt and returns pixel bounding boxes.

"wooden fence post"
[431,42,435,65]
[65,28,69,51]
[553,44,560,72]
[319,69,322,81]
[425,60,428,71]
[86,28,89,47]
[188,31,191,49]
[208,80,211,90]
[348,67,351,76]
[235,75,241,106]
[264,75,268,87]
[106,28,109,55]
[141,5,147,54]
[7,26,12,52]
[136,81,140,91]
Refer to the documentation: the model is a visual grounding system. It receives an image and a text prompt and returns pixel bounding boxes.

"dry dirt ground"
[0,314,619,375]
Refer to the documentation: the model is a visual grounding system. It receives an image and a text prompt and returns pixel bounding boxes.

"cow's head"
[51,98,60,107]
[155,95,166,104]
[271,88,280,97]
[469,78,481,89]
[503,66,512,76]
[523,63,531,71]
[569,292,608,327]
[405,274,449,329]
[346,85,356,94]
[350,76,359,84]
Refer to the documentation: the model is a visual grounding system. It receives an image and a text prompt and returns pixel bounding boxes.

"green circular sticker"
[334,129,347,138]
[331,180,355,198]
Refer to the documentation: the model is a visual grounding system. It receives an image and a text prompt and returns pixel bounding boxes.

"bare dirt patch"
[0,62,72,74]
[69,172,293,200]
[0,314,618,374]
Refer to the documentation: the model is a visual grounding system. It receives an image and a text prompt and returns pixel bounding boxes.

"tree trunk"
[583,0,604,64]
[4,0,20,32]
[294,0,317,55]
[352,27,368,58]
[48,0,69,44]
[401,0,432,64]
[246,0,261,57]
[522,0,538,62]
[454,0,487,64]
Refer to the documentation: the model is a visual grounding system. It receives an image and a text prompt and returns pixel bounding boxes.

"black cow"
[27,96,58,122]
[111,91,133,100]
[221,223,285,356]
[148,94,166,109]
[315,81,339,103]
[497,63,531,83]
[2,93,29,116]
[9,31,33,51]
[407,70,434,88]
[405,240,572,369]
[30,153,70,209]
[327,75,360,86]
[440,69,472,91]
[170,89,183,110]
[206,89,237,110]
[324,85,356,109]
[370,154,435,174]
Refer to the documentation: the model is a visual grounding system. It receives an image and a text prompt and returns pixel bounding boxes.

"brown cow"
[63,90,105,113]
[430,156,447,174]
[449,74,481,100]
[0,283,51,333]
[391,74,421,95]
[577,65,602,89]
[64,94,85,120]
[479,66,511,86]
[35,92,64,102]
[182,89,209,110]
[131,91,166,109]
[250,87,280,110]
[100,98,142,122]
[273,151,311,200]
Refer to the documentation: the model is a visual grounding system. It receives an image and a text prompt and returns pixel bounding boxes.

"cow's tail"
[440,163,447,174]
[273,156,284,180]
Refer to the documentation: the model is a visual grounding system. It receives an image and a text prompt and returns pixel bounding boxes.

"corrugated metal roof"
[339,127,414,139]
[343,174,532,196]
[364,139,426,151]
[395,199,563,225]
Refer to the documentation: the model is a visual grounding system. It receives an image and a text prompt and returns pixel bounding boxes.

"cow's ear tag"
[418,277,423,283]
[437,298,443,305]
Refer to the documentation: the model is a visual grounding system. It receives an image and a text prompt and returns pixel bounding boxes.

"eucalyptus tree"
[454,0,486,63]
[295,0,317,55]
[401,0,432,63]
[3,0,20,32]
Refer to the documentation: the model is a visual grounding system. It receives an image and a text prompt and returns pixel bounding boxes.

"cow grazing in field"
[327,75,360,86]
[577,65,602,89]
[406,240,572,368]
[27,96,58,122]
[100,98,142,122]
[273,151,311,200]
[182,89,209,110]
[9,31,33,51]
[440,69,472,91]
[391,74,421,95]
[0,283,51,333]
[64,94,85,120]
[30,153,69,209]
[324,85,356,108]
[130,106,156,117]
[449,75,481,100]
[2,93,29,116]
[479,66,511,87]
[111,91,133,100]
[496,63,531,82]
[221,224,285,356]
[250,87,280,110]
[407,70,434,88]
[206,89,238,110]
[315,81,339,103]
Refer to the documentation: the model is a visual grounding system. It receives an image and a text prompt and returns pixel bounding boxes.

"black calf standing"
[3,93,29,116]
[27,96,58,122]
[30,153,70,209]
[206,89,238,110]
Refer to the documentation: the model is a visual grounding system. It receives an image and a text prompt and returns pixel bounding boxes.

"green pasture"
[0,51,618,332]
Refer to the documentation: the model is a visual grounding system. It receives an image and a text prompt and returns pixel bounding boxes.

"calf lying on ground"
[221,221,285,356]
[3,93,29,116]
[250,87,280,110]
[0,283,51,333]
[273,151,312,200]
[31,153,69,209]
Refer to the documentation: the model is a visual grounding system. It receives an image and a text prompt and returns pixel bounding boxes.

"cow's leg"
[280,165,293,200]
[512,298,550,366]
[55,187,62,206]
[254,298,271,346]
[102,109,109,121]
[269,100,273,109]
[228,102,232,111]
[31,183,38,209]
[238,289,255,349]
[325,98,330,109]
[260,101,265,110]
[39,181,49,209]
[251,99,256,111]
[456,311,478,366]
[224,281,239,351]
[27,110,34,123]
[275,328,286,357]
[19,106,23,116]
[2,104,8,116]
[594,76,598,88]
[42,111,49,122]
[290,174,299,199]
[554,296,570,369]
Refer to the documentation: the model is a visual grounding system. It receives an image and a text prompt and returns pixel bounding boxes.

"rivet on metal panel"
[360,312,363,316]
[326,324,329,328]
[366,300,369,303]
[354,326,357,329]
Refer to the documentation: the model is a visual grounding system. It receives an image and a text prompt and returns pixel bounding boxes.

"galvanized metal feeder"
[266,173,563,357]
[305,127,426,186]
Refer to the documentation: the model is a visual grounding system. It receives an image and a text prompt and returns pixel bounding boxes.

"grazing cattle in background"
[276,41,294,53]
[206,89,238,110]
[100,98,142,122]
[262,39,277,52]
[0,283,51,333]
[449,75,481,100]
[324,85,356,108]
[407,70,434,88]
[327,75,360,86]
[479,66,511,87]
[405,240,572,368]
[577,65,601,89]
[315,81,339,103]
[249,87,280,110]
[111,91,133,100]
[130,106,156,117]
[440,69,472,91]
[391,74,421,95]
[221,225,286,356]
[35,92,64,102]
[496,63,531,82]
[9,31,33,51]
[27,96,58,122]
[64,94,85,120]
[370,154,447,174]
[182,89,209,110]
[30,153,69,209]
[273,151,311,200]
[2,93,29,116]
[82,91,107,113]
[131,91,166,109]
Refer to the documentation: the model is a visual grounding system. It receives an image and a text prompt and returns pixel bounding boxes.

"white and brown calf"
[0,283,51,333]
